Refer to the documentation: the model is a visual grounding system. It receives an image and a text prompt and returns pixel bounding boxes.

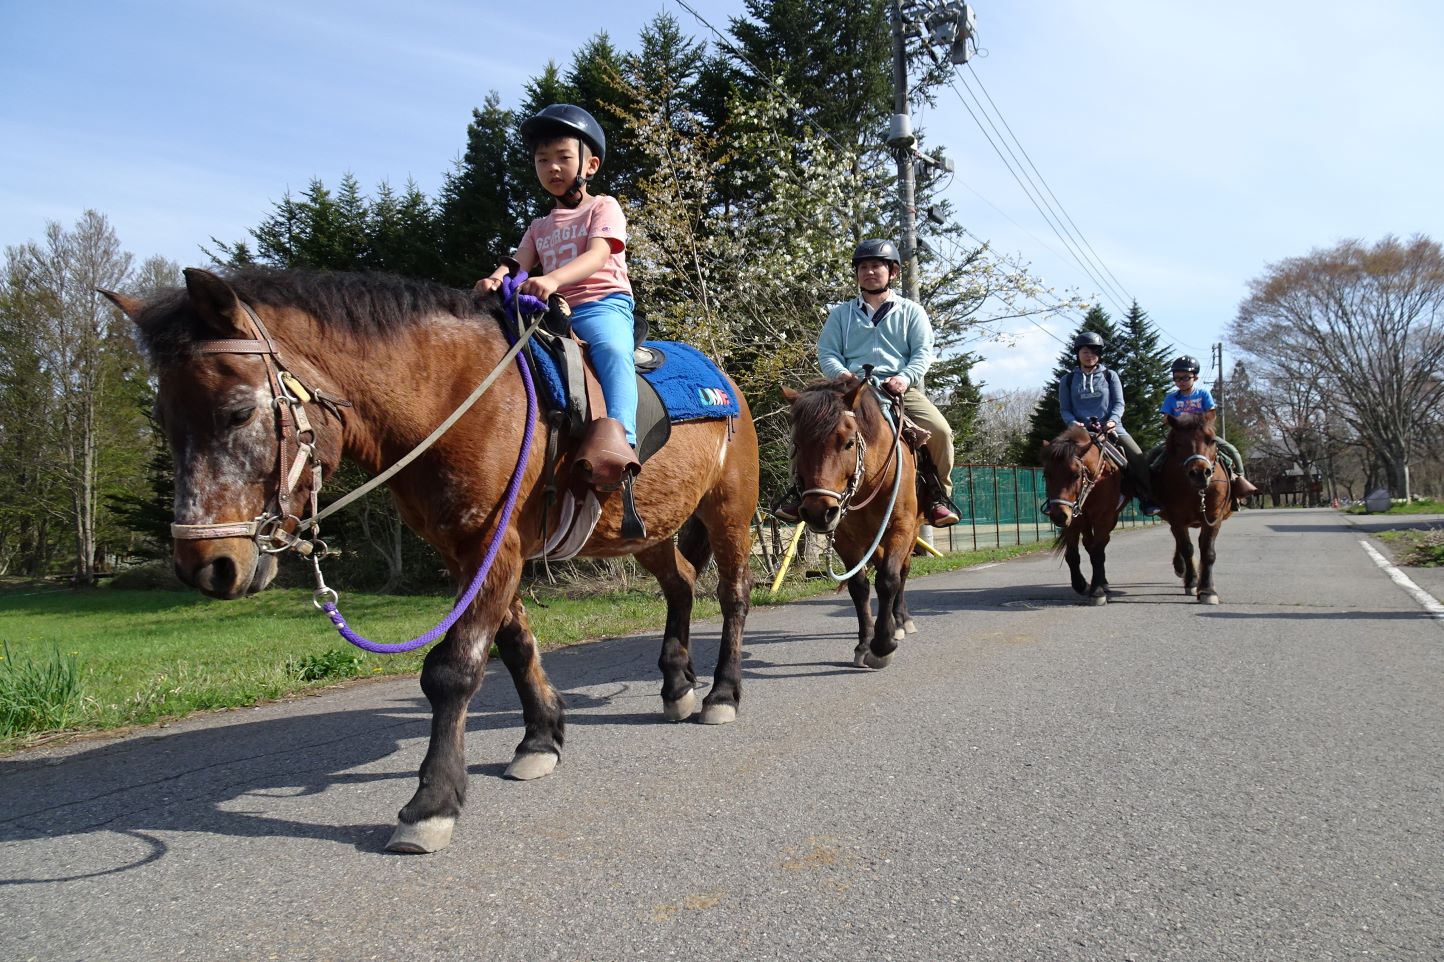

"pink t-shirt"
[517,195,632,306]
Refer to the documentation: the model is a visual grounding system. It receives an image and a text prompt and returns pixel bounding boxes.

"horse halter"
[1040,442,1102,518]
[169,301,343,559]
[797,411,868,517]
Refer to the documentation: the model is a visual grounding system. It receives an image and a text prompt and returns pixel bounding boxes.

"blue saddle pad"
[526,338,738,423]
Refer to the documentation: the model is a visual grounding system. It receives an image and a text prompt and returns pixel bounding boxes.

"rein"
[177,279,548,653]
[811,387,906,583]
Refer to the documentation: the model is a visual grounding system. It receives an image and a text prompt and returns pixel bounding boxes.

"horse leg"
[389,566,519,854]
[1085,537,1109,605]
[893,555,916,635]
[863,550,904,669]
[635,534,702,721]
[1196,522,1221,604]
[695,502,752,726]
[846,571,874,667]
[494,596,566,777]
[1064,529,1087,595]
[1171,523,1197,595]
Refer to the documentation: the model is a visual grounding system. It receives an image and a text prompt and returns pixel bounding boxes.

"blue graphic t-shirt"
[1161,386,1216,416]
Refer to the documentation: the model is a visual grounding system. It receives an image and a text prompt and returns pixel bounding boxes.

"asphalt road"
[2,508,1441,962]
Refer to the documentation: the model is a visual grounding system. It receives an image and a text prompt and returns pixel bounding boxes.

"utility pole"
[888,0,920,302]
[887,1,973,302]
[1212,342,1226,438]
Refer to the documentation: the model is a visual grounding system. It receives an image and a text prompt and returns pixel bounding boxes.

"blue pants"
[569,292,637,444]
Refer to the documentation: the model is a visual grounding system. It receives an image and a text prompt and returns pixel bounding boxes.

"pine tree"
[437,93,528,286]
[1114,300,1173,451]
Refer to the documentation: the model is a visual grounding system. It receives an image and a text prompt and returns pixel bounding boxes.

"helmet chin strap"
[860,284,889,295]
[559,142,591,209]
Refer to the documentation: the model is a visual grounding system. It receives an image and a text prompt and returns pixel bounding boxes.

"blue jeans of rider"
[569,292,638,445]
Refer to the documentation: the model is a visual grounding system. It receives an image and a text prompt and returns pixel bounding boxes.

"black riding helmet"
[521,104,607,207]
[1171,355,1201,375]
[852,238,901,269]
[1073,331,1105,353]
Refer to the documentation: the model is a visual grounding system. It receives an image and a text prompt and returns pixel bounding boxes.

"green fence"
[932,463,1159,552]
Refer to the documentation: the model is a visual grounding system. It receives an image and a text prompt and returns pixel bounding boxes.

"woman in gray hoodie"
[1058,331,1159,515]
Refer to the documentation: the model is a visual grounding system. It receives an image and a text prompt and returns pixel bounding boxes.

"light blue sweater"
[817,294,935,388]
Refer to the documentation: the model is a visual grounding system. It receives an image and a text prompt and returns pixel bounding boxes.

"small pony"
[102,267,759,853]
[1041,423,1126,604]
[1155,411,1233,604]
[783,375,920,668]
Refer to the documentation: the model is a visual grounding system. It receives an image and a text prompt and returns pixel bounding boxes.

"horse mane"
[1045,424,1091,464]
[1166,412,1216,448]
[790,374,886,442]
[134,268,501,366]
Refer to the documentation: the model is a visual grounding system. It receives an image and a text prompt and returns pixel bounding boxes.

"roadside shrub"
[0,643,88,738]
[288,648,365,682]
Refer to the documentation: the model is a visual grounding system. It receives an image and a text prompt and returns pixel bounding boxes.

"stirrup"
[619,473,647,540]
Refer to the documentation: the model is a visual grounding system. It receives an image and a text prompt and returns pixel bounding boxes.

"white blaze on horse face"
[172,383,276,524]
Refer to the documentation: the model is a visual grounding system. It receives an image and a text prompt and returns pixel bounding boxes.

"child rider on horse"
[475,103,639,489]
[1154,355,1258,501]
[1059,331,1160,515]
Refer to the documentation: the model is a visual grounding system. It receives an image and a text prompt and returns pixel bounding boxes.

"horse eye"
[225,406,257,428]
[843,438,856,450]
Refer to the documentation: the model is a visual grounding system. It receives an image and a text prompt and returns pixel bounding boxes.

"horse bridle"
[1040,442,1103,518]
[170,296,546,573]
[169,301,341,558]
[797,411,868,517]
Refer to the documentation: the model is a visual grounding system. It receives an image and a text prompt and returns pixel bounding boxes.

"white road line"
[1360,540,1444,622]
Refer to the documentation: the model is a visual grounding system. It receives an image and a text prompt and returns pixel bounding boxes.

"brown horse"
[102,267,759,853]
[783,376,920,668]
[1041,424,1126,604]
[1156,411,1233,604]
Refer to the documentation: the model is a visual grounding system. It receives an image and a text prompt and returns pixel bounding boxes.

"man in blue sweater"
[779,239,959,527]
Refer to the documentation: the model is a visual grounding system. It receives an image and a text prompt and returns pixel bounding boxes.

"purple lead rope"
[319,280,540,654]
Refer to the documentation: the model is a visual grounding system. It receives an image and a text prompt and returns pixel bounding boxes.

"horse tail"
[678,515,713,573]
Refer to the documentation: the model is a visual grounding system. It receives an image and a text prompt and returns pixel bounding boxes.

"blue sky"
[3,0,1441,392]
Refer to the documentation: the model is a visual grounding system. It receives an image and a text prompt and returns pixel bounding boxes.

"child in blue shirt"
[1153,356,1257,498]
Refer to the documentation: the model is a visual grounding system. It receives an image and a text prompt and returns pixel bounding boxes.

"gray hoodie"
[1059,364,1129,436]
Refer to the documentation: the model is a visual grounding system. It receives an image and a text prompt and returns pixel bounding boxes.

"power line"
[965,62,1138,308]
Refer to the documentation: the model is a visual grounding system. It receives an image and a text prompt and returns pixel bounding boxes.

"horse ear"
[98,289,145,321]
[842,382,865,408]
[782,386,799,402]
[183,268,246,338]
[1203,410,1217,427]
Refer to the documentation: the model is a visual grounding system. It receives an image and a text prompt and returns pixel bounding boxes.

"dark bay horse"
[1156,411,1233,604]
[1041,424,1125,604]
[783,376,920,668]
[102,268,759,853]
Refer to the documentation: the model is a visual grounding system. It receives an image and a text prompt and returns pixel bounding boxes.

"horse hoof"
[386,816,455,854]
[504,751,559,780]
[1087,593,1108,606]
[863,650,893,670]
[1198,593,1220,606]
[853,647,868,668]
[663,686,699,722]
[903,619,917,634]
[893,627,905,641]
[699,703,737,725]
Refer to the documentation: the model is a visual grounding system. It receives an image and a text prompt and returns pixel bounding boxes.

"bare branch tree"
[1231,235,1444,497]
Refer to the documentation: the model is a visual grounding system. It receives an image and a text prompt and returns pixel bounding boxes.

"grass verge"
[1376,528,1444,567]
[0,540,1048,751]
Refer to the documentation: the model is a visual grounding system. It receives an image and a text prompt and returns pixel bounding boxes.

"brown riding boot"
[575,417,639,493]
[1231,475,1259,500]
